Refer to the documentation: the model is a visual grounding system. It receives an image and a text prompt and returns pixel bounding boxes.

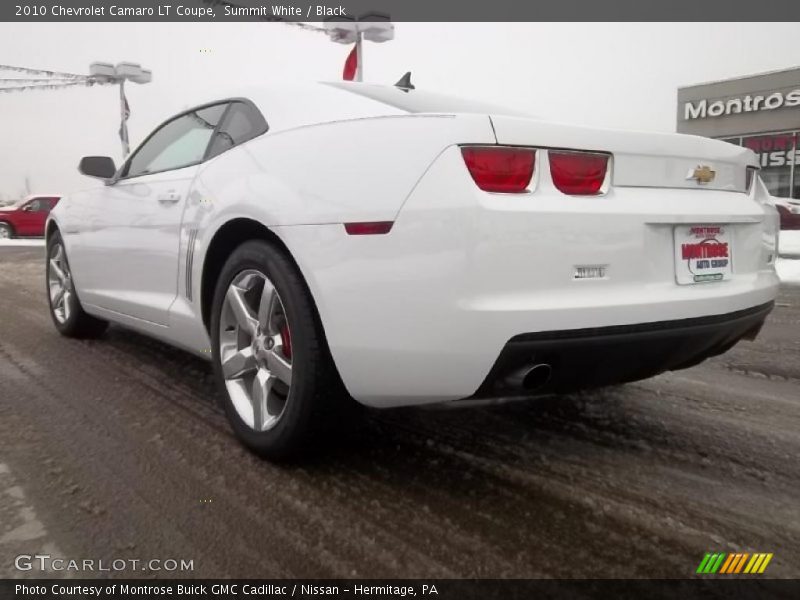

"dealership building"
[677,66,800,200]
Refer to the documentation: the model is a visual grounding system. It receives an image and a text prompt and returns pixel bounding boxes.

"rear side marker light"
[461,146,536,193]
[344,221,394,235]
[549,151,609,195]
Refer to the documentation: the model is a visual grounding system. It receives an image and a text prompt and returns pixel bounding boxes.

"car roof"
[189,82,407,133]
[188,81,531,134]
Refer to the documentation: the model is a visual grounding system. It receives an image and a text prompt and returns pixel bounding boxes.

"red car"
[0,195,60,239]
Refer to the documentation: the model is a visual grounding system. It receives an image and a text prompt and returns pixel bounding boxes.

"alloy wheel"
[48,243,72,324]
[219,270,293,432]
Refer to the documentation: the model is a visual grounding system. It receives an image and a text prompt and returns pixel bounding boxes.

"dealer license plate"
[674,225,732,285]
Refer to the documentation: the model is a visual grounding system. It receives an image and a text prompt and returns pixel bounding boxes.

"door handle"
[158,191,181,204]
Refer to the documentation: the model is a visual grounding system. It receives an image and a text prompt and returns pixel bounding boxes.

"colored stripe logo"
[696,552,773,574]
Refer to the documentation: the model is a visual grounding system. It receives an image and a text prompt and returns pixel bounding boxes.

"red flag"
[343,44,357,81]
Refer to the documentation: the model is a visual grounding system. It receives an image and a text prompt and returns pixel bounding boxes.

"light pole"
[323,14,394,82]
[89,62,152,157]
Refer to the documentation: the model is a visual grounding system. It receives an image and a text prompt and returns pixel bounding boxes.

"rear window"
[325,82,532,118]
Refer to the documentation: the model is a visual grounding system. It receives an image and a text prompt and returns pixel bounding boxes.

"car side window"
[124,103,228,178]
[26,199,42,211]
[32,198,56,212]
[206,101,268,160]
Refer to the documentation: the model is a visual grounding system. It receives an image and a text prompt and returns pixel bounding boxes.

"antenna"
[395,72,414,91]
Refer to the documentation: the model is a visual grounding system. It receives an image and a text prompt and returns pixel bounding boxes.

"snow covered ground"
[776,259,800,285]
[776,231,800,285]
[0,238,45,247]
[779,230,800,257]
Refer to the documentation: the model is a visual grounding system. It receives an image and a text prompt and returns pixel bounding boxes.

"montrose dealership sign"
[684,88,800,120]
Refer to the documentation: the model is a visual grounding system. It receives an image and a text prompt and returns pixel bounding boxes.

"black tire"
[0,222,13,239]
[46,232,108,338]
[210,239,349,459]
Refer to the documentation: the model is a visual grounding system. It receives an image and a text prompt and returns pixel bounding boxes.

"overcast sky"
[1,22,799,197]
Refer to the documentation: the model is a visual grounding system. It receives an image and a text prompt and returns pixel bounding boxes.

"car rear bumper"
[471,301,774,399]
[274,147,780,408]
[278,213,779,407]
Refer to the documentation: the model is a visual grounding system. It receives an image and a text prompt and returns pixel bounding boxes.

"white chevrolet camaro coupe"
[46,81,780,458]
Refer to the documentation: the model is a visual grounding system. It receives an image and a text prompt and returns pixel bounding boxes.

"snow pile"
[776,259,800,285]
[779,230,800,257]
[0,238,45,247]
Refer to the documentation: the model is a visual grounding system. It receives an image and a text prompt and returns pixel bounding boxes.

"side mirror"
[79,156,117,180]
[22,204,34,212]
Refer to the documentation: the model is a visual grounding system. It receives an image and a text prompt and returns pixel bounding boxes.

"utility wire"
[0,64,87,79]
[0,77,83,84]
[0,9,328,95]
[0,81,95,94]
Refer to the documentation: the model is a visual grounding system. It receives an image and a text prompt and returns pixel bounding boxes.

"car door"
[16,198,45,236]
[31,197,58,236]
[78,102,228,325]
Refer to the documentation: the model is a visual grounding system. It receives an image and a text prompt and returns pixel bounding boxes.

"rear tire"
[46,232,108,338]
[210,239,349,460]
[0,222,13,239]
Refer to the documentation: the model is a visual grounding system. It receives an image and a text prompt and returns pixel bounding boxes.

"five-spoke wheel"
[48,242,73,324]
[219,270,294,432]
[45,232,108,338]
[210,239,348,459]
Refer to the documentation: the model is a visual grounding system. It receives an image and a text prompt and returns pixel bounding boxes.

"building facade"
[677,67,800,200]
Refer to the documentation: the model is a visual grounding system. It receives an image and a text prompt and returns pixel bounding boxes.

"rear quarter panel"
[191,113,496,227]
[176,113,496,356]
[186,113,496,300]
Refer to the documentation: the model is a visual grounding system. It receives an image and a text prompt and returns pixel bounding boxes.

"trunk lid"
[489,115,757,193]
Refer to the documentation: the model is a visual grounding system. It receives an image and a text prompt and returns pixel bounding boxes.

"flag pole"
[119,79,130,157]
[355,30,363,82]
[325,17,392,82]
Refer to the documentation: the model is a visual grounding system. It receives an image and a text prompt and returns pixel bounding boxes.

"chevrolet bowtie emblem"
[687,165,716,184]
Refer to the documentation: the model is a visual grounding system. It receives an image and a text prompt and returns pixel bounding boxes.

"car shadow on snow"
[97,322,683,473]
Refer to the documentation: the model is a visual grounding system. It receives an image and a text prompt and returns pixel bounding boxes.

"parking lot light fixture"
[89,61,152,157]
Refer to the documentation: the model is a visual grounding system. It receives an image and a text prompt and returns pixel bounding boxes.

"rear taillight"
[461,146,535,193]
[549,151,609,195]
[746,167,758,193]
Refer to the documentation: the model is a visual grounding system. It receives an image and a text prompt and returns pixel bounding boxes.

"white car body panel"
[192,113,495,227]
[490,115,756,192]
[272,148,778,406]
[48,82,780,408]
[70,165,199,325]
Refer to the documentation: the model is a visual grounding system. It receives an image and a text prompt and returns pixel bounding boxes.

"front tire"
[46,232,108,338]
[0,222,13,239]
[210,240,346,459]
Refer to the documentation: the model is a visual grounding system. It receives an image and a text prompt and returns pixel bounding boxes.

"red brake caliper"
[281,323,292,360]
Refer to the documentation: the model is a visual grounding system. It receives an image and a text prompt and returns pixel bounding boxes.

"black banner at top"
[3,0,800,22]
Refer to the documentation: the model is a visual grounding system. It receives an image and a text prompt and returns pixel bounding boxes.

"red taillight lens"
[461,146,535,193]
[549,151,609,195]
[344,221,393,235]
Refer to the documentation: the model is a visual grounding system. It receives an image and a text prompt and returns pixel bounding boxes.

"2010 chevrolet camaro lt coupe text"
[45,81,780,458]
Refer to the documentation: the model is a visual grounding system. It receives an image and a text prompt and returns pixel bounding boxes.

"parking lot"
[1,243,799,579]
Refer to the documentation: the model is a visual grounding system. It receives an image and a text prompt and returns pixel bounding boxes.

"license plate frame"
[674,224,732,285]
